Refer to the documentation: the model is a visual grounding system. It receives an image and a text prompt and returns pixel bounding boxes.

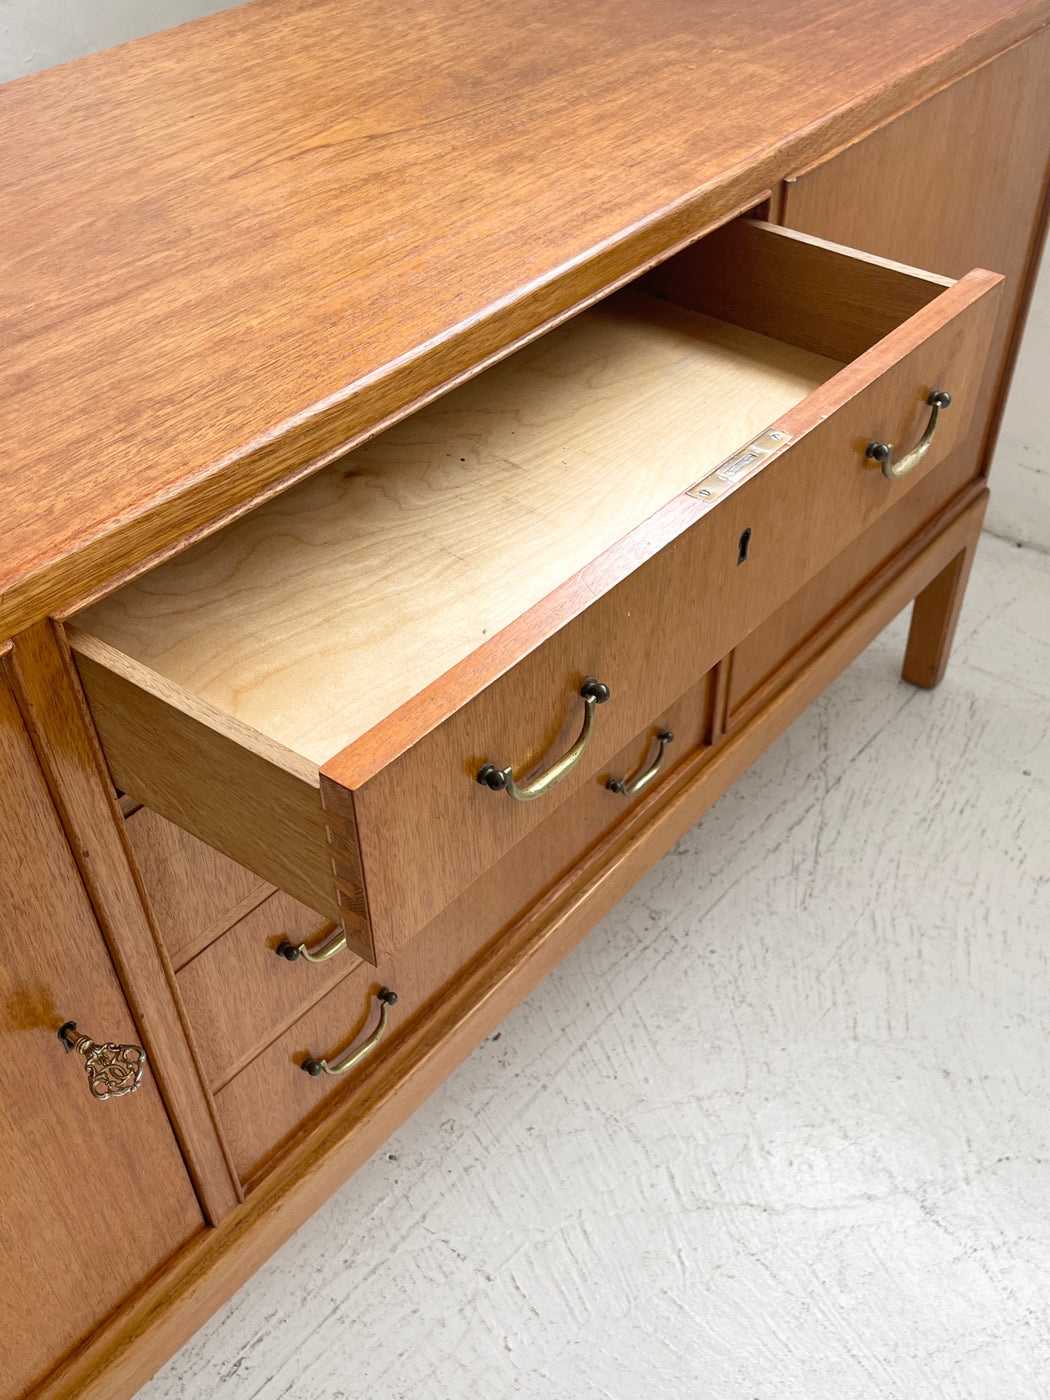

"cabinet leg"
[901,535,980,689]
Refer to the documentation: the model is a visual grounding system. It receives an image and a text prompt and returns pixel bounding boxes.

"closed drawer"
[177,889,341,1089]
[723,443,978,728]
[215,673,713,1184]
[125,804,272,966]
[69,219,1001,966]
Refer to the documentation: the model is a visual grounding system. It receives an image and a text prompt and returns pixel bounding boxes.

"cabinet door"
[723,31,1050,720]
[0,665,202,1400]
[782,28,1050,478]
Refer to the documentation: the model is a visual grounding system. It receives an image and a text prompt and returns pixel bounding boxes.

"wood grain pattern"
[728,477,989,727]
[724,32,1050,714]
[1,12,1047,1399]
[1,0,1047,638]
[75,292,839,763]
[216,676,712,1184]
[5,621,240,1224]
[901,538,983,688]
[782,27,1050,480]
[69,262,1002,959]
[125,806,273,968]
[322,268,1003,786]
[25,488,987,1400]
[69,632,342,925]
[329,267,1002,951]
[643,219,951,362]
[725,443,985,722]
[0,663,202,1400]
[178,892,350,1090]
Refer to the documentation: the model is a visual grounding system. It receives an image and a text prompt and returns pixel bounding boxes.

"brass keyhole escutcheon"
[58,1021,147,1100]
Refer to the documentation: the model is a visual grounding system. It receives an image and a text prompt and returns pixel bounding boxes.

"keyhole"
[738,527,752,565]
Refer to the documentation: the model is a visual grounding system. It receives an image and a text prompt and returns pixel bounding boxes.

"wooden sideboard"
[2,4,1049,1396]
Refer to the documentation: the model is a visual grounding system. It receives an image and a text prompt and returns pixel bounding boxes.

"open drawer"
[68,220,1001,964]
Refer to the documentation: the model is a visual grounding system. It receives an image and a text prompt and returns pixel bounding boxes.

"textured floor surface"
[140,527,1050,1400]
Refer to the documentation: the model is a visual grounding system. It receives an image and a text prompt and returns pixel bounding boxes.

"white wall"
[987,244,1050,550]
[2,0,1046,550]
[0,0,241,82]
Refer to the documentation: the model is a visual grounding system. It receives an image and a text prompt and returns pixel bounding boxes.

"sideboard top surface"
[1,0,1047,636]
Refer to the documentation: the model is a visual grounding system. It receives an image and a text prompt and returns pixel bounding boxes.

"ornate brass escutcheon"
[58,1021,147,1100]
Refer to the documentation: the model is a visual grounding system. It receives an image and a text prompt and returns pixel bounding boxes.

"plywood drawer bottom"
[215,672,713,1184]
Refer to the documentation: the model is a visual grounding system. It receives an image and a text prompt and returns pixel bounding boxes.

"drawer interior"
[72,221,950,762]
[68,219,957,929]
[75,302,840,765]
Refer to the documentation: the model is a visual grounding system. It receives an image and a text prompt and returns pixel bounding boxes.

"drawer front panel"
[724,444,978,724]
[126,805,272,967]
[71,236,1001,972]
[328,267,1000,957]
[177,891,344,1089]
[216,675,712,1183]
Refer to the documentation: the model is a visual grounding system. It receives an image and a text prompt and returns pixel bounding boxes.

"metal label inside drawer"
[686,428,792,502]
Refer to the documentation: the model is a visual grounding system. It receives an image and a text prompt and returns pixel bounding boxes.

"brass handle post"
[607,729,675,797]
[58,1021,147,1100]
[276,927,348,963]
[866,389,951,481]
[477,678,610,802]
[301,988,398,1077]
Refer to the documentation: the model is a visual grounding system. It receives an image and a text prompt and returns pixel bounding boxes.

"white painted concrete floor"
[140,527,1050,1398]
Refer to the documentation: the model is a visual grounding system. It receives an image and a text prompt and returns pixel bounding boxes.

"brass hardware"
[477,678,610,802]
[58,1021,146,1100]
[688,427,793,501]
[276,928,348,963]
[301,988,398,1077]
[607,729,675,797]
[866,389,951,480]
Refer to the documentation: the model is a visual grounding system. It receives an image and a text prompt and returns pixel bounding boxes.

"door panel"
[0,666,202,1400]
[783,28,1050,476]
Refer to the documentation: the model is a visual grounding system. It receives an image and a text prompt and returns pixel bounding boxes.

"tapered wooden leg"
[901,535,980,689]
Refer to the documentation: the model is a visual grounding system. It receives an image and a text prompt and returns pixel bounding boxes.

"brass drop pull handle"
[58,1021,147,1100]
[866,389,951,480]
[301,988,397,1077]
[607,729,675,797]
[276,928,348,963]
[477,678,610,803]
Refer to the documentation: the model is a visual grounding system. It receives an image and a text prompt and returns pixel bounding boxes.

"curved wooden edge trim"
[30,490,988,1400]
